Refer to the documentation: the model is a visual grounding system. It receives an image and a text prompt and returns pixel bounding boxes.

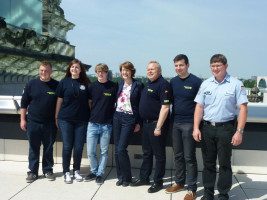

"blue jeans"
[172,122,197,191]
[87,122,112,176]
[58,119,87,174]
[113,112,136,182]
[27,119,57,175]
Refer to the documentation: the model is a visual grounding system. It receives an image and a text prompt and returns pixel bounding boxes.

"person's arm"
[231,103,248,146]
[88,99,92,110]
[55,97,63,129]
[20,108,27,131]
[154,104,170,136]
[193,103,204,142]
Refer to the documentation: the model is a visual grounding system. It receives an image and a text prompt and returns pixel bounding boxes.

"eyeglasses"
[210,64,224,68]
[96,71,107,74]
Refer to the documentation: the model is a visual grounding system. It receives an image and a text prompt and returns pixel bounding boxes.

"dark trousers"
[201,123,234,200]
[140,121,167,185]
[27,119,57,175]
[172,122,197,191]
[113,112,136,182]
[58,119,87,174]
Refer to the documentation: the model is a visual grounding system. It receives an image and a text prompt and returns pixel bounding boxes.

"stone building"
[0,0,90,95]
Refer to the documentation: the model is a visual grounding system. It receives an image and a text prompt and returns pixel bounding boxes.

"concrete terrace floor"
[1,161,267,200]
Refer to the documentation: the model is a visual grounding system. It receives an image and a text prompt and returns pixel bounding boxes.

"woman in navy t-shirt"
[55,59,90,184]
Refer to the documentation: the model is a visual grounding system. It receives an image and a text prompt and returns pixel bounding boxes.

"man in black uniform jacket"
[20,61,59,183]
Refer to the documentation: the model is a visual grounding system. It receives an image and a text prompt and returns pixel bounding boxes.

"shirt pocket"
[204,94,215,105]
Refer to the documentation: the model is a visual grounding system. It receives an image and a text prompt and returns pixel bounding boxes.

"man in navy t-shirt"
[165,54,202,200]
[131,61,172,193]
[20,61,58,183]
[85,63,117,185]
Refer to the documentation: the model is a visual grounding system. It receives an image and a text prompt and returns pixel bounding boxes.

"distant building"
[0,0,90,95]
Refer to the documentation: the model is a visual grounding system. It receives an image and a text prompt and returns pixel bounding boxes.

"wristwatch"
[155,127,161,131]
[236,128,244,134]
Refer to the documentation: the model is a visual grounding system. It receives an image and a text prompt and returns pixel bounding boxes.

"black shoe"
[84,173,96,182]
[130,179,150,187]
[96,176,104,185]
[122,181,130,187]
[44,172,55,181]
[26,172,38,183]
[148,183,163,193]
[218,194,229,200]
[200,197,214,200]
[116,179,123,186]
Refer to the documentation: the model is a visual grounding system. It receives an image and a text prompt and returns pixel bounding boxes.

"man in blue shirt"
[166,54,202,200]
[131,61,172,193]
[193,54,248,200]
[20,61,58,183]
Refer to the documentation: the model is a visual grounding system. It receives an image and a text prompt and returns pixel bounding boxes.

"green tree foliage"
[243,80,256,88]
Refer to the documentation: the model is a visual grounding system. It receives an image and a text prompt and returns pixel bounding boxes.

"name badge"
[204,91,212,95]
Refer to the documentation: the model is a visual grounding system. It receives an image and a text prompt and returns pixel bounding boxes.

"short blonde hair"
[95,63,109,73]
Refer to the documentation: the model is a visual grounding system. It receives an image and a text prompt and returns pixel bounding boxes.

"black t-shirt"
[88,80,117,124]
[170,74,202,123]
[139,76,172,120]
[56,77,90,122]
[21,78,59,123]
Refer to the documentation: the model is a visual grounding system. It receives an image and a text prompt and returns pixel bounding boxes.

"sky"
[60,0,267,79]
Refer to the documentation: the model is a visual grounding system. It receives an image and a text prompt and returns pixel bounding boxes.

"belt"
[144,119,157,123]
[203,120,234,127]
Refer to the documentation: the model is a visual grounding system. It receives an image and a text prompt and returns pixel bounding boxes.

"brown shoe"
[184,191,196,200]
[165,183,184,194]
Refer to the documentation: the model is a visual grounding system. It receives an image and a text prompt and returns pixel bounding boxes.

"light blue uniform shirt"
[194,73,248,122]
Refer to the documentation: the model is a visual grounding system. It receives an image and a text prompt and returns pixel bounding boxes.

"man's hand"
[231,131,243,146]
[193,129,202,142]
[20,119,27,131]
[154,129,161,136]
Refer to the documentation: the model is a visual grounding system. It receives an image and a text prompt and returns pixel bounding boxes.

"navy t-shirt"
[56,77,90,122]
[139,76,172,120]
[170,74,202,123]
[88,80,117,124]
[21,78,59,123]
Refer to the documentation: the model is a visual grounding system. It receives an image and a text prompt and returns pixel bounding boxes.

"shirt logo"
[184,86,192,89]
[47,92,55,95]
[225,91,234,95]
[204,91,212,95]
[80,85,86,90]
[148,89,153,92]
[104,93,112,96]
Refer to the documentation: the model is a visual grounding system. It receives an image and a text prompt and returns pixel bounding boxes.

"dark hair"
[210,54,227,65]
[39,61,52,68]
[65,59,91,85]
[119,61,136,77]
[173,54,189,65]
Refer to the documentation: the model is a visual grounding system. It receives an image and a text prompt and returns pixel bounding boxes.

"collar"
[211,73,230,84]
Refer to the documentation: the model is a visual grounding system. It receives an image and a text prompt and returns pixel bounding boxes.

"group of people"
[20,53,248,200]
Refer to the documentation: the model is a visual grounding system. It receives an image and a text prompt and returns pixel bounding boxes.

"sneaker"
[26,172,38,183]
[184,191,197,200]
[44,172,55,181]
[64,172,72,184]
[165,183,184,194]
[84,173,96,182]
[74,170,83,182]
[96,176,104,185]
